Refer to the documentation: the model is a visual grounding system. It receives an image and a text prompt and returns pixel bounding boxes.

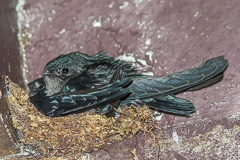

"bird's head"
[43,52,84,81]
[42,52,86,95]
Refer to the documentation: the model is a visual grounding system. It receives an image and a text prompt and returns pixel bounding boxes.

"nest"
[5,76,157,158]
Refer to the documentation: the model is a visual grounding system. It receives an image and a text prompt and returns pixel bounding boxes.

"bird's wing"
[37,78,132,117]
[127,56,228,99]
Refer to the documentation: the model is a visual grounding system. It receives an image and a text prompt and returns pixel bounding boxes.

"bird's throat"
[44,75,67,96]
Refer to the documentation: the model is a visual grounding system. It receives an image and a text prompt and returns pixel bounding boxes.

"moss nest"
[5,76,157,158]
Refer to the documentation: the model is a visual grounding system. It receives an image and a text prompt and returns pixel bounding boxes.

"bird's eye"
[61,68,69,74]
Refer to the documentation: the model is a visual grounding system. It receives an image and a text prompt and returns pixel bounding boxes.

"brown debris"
[131,148,139,160]
[5,76,157,158]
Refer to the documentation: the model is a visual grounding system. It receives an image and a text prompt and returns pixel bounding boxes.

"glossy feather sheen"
[127,56,228,99]
[33,80,131,117]
[28,51,228,117]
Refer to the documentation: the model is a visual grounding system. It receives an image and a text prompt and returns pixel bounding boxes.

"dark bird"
[28,66,132,117]
[29,50,228,117]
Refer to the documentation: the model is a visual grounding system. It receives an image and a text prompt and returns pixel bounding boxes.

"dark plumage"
[28,66,132,117]
[28,50,228,117]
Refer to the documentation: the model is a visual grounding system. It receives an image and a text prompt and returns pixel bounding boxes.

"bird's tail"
[142,95,196,116]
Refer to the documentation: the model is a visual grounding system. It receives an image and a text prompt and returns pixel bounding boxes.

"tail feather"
[142,95,196,116]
